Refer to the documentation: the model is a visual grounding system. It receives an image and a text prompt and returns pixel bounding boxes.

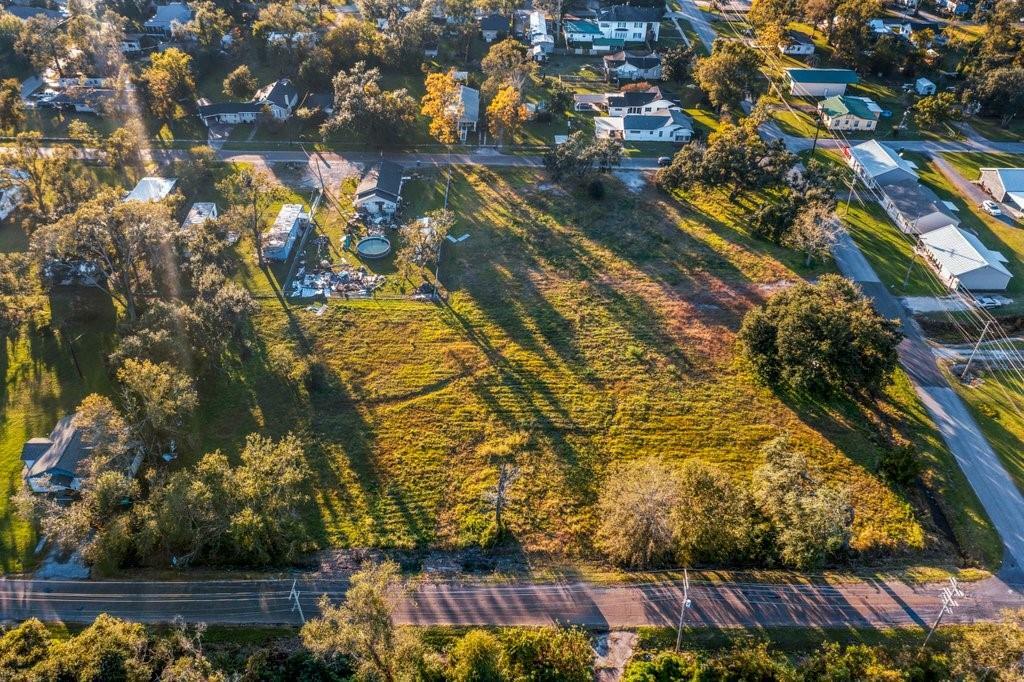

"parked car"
[657,156,672,167]
[881,109,893,118]
[975,295,1004,309]
[981,200,1002,216]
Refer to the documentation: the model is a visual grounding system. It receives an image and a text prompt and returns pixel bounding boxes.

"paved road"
[787,136,1024,155]
[832,224,1024,578]
[1,575,1022,627]
[669,0,716,52]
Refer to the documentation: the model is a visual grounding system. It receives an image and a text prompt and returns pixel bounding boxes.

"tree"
[596,457,680,568]
[301,562,427,681]
[913,92,963,130]
[784,200,838,266]
[15,16,71,77]
[828,0,880,67]
[104,121,145,169]
[673,460,758,565]
[254,0,314,58]
[32,191,176,322]
[0,132,95,223]
[34,615,153,680]
[223,64,257,99]
[421,70,462,145]
[448,630,507,682]
[753,438,853,568]
[73,394,134,480]
[661,43,694,83]
[970,66,1024,127]
[141,48,195,120]
[949,609,1024,680]
[624,651,701,682]
[321,17,381,68]
[378,4,437,70]
[176,0,231,49]
[217,166,287,267]
[487,86,527,144]
[738,275,901,397]
[0,253,45,332]
[748,0,797,48]
[500,628,593,682]
[117,358,198,444]
[543,131,621,182]
[693,39,762,111]
[481,38,536,97]
[322,62,418,146]
[0,78,23,132]
[0,619,50,672]
[401,208,455,269]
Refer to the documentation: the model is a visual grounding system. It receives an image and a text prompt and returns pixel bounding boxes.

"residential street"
[0,574,1022,627]
[668,0,716,52]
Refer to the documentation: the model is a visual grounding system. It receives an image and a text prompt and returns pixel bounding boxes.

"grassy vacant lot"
[180,167,996,565]
[0,166,1002,570]
[941,152,1024,181]
[950,370,1024,496]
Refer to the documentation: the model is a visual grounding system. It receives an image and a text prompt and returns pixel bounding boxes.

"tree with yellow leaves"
[486,86,527,146]
[420,70,462,145]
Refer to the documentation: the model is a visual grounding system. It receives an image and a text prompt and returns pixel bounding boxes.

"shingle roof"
[197,101,263,117]
[254,79,298,109]
[622,109,692,130]
[144,2,193,29]
[357,161,404,202]
[604,50,661,70]
[459,86,479,124]
[784,29,813,45]
[22,415,90,481]
[882,180,958,224]
[786,68,859,84]
[597,5,663,22]
[479,13,509,31]
[607,87,664,108]
[920,225,1011,278]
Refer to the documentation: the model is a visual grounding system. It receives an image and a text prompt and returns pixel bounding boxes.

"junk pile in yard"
[290,261,385,299]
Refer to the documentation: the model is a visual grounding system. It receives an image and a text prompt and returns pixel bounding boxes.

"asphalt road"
[1,575,1022,627]
[831,227,1024,577]
[669,0,716,52]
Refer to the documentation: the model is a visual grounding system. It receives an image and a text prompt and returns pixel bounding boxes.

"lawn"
[174,168,995,566]
[949,370,1024,497]
[0,166,1002,571]
[940,152,1024,181]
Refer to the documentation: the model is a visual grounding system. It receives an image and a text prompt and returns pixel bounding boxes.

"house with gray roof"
[597,5,662,42]
[880,180,960,235]
[197,79,299,126]
[595,108,693,142]
[355,161,405,214]
[980,167,1024,211]
[785,68,859,96]
[846,140,919,188]
[919,225,1012,291]
[479,13,509,41]
[603,50,662,81]
[22,415,92,494]
[455,85,479,141]
[5,5,65,20]
[144,2,193,35]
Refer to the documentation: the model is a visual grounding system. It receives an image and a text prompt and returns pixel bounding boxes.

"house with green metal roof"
[785,68,860,97]
[563,19,602,44]
[817,95,881,131]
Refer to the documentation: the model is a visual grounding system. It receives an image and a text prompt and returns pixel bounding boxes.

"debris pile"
[290,263,385,299]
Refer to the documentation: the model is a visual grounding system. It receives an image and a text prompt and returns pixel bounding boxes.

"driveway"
[670,0,716,52]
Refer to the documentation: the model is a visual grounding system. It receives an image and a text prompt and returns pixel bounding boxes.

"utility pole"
[674,568,691,652]
[961,320,993,380]
[290,579,305,624]
[810,110,822,154]
[921,577,964,652]
[902,253,917,288]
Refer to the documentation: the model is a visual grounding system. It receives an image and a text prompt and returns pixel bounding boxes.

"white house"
[528,10,547,38]
[940,0,970,16]
[125,176,177,203]
[563,18,602,43]
[21,415,92,494]
[919,225,1012,291]
[181,202,218,230]
[596,5,662,43]
[144,2,193,35]
[603,51,662,81]
[868,18,913,36]
[354,160,404,214]
[817,95,881,131]
[979,167,1024,210]
[915,77,936,95]
[263,204,308,262]
[453,85,479,141]
[785,68,860,97]
[880,180,960,235]
[893,0,920,10]
[846,140,919,188]
[197,79,299,126]
[0,170,27,221]
[595,109,693,142]
[779,30,815,56]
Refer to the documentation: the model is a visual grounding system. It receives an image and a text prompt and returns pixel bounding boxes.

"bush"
[588,179,605,200]
[877,442,922,487]
[501,628,593,682]
[448,630,506,682]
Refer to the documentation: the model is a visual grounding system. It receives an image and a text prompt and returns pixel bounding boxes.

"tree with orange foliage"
[486,86,527,145]
[420,70,462,145]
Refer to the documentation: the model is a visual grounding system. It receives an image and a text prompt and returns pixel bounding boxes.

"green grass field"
[0,166,1003,570]
[940,152,1024,181]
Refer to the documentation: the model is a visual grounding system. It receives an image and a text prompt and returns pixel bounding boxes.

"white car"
[981,200,1002,216]
[975,296,1005,309]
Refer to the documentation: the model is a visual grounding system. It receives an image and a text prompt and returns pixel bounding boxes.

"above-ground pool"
[356,235,391,259]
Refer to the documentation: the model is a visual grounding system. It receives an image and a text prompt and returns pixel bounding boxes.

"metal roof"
[786,68,860,84]
[819,95,880,121]
[849,140,918,181]
[920,225,1011,278]
[125,177,177,202]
